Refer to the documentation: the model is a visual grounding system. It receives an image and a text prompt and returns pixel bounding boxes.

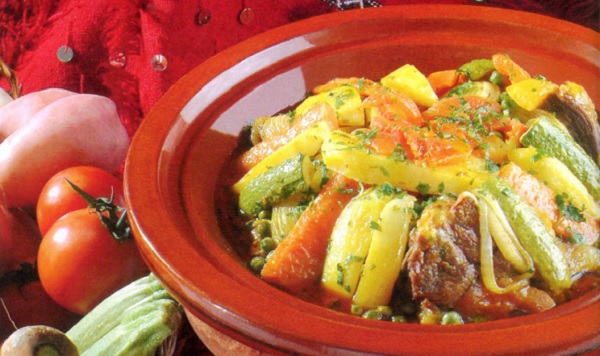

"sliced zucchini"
[446,81,501,102]
[520,115,600,200]
[239,154,314,217]
[270,204,305,243]
[233,120,330,193]
[508,147,600,219]
[481,176,571,293]
[457,58,495,80]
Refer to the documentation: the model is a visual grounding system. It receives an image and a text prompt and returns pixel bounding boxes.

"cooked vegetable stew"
[218,54,600,324]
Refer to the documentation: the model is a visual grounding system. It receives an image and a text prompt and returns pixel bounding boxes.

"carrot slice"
[427,69,467,96]
[499,162,558,225]
[261,173,359,293]
[492,53,531,84]
[499,162,599,244]
[363,88,422,126]
[423,95,502,121]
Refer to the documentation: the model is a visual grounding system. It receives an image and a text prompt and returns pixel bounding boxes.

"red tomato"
[37,209,148,315]
[36,166,125,236]
[0,205,41,275]
[0,278,81,342]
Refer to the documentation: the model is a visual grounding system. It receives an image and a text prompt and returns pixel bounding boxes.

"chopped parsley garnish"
[370,220,382,231]
[556,193,585,222]
[417,183,430,195]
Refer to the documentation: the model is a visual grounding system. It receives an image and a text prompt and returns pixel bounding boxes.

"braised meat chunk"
[406,194,557,322]
[406,198,476,308]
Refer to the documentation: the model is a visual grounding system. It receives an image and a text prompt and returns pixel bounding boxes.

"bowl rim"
[125,5,600,355]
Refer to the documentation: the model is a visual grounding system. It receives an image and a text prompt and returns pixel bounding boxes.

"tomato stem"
[65,178,131,241]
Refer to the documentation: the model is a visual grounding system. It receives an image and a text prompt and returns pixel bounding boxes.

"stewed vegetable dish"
[218,54,600,324]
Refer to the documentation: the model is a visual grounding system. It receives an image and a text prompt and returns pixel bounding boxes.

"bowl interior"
[125,5,600,355]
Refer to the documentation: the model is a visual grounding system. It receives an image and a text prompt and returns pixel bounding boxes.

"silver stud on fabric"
[239,7,255,25]
[109,53,127,68]
[151,54,168,71]
[57,45,74,63]
[196,8,211,25]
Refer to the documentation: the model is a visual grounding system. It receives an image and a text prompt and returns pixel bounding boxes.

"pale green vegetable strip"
[67,274,171,351]
[481,193,534,274]
[457,59,494,80]
[508,147,600,219]
[321,187,395,299]
[233,121,331,193]
[352,194,415,309]
[479,195,521,294]
[81,299,181,356]
[322,130,489,195]
[238,154,312,216]
[520,115,600,200]
[270,205,305,243]
[482,177,571,293]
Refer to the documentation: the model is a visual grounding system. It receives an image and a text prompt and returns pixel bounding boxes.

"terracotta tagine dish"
[125,5,600,355]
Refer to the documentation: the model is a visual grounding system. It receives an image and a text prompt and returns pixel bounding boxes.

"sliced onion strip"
[479,193,535,274]
[471,192,534,294]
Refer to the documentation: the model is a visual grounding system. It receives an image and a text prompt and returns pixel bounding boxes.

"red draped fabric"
[1,0,597,136]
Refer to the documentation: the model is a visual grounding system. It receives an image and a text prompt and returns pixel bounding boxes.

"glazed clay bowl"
[125,5,600,355]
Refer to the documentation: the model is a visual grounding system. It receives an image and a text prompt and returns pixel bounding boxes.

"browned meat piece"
[406,193,558,322]
[541,82,600,162]
[455,281,556,321]
[451,193,480,264]
[406,198,477,308]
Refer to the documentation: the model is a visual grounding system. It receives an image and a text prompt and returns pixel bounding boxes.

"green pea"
[255,220,271,237]
[500,92,516,116]
[391,315,407,323]
[489,70,504,86]
[258,210,271,220]
[351,304,364,315]
[376,305,393,318]
[362,309,384,320]
[260,237,276,252]
[441,311,464,325]
[249,256,265,272]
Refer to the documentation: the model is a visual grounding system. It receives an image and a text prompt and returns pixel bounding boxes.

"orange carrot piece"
[423,95,502,121]
[492,53,531,84]
[363,88,422,126]
[427,69,467,96]
[261,173,359,293]
[499,162,558,225]
[556,216,600,246]
[499,162,599,244]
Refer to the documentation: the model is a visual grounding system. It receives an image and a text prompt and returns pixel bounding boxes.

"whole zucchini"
[67,274,182,356]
